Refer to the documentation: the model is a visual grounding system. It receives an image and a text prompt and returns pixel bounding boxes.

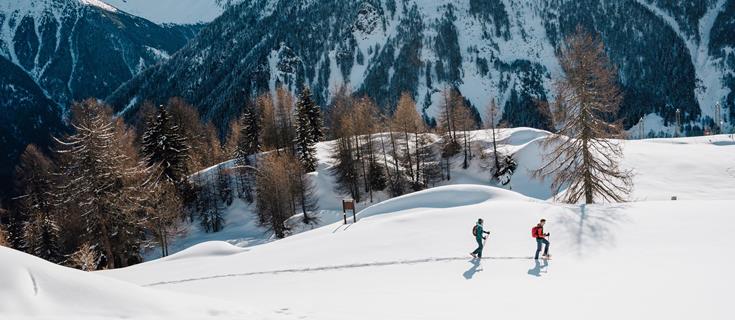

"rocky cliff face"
[107,0,734,135]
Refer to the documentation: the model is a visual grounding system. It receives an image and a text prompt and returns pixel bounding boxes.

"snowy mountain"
[0,0,200,107]
[102,0,230,24]
[0,55,65,196]
[107,0,735,136]
[0,0,203,199]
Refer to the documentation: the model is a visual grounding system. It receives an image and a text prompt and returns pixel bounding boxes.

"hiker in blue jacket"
[470,219,490,258]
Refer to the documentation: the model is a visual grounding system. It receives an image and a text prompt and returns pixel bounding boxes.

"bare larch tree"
[535,27,633,204]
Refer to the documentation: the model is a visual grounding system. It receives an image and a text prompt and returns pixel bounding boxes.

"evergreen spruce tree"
[301,87,324,142]
[235,107,261,165]
[141,106,191,184]
[295,87,320,172]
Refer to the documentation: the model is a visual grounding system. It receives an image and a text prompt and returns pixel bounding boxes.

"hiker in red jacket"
[532,219,550,260]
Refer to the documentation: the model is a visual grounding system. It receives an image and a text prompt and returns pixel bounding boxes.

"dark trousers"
[471,238,484,258]
[535,238,549,259]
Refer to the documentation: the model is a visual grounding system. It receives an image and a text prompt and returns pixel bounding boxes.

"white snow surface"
[0,246,256,319]
[103,186,732,319]
[102,0,227,24]
[78,0,117,12]
[3,128,735,319]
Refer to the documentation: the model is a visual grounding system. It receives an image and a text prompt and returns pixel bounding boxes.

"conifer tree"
[485,99,502,175]
[329,117,362,202]
[392,93,421,181]
[356,97,387,196]
[259,93,279,151]
[454,98,477,169]
[276,86,297,154]
[0,224,9,247]
[139,163,183,258]
[69,242,99,271]
[167,98,217,171]
[255,154,296,238]
[216,165,233,206]
[535,27,633,204]
[141,105,191,185]
[295,87,320,172]
[235,106,261,165]
[417,135,442,187]
[301,87,324,142]
[15,145,62,263]
[54,100,143,269]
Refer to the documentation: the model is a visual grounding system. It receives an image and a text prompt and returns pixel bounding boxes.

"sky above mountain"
[102,0,227,24]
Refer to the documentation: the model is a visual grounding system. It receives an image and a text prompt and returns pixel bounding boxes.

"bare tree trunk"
[402,130,414,179]
[379,133,393,183]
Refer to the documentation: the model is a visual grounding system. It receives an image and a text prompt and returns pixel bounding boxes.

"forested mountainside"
[107,0,735,135]
[0,0,200,107]
[0,0,201,200]
[0,55,65,195]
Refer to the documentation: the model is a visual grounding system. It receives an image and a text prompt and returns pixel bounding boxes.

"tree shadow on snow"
[555,204,632,257]
[463,259,483,279]
[527,259,548,277]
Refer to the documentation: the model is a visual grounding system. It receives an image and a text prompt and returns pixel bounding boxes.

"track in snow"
[143,256,536,287]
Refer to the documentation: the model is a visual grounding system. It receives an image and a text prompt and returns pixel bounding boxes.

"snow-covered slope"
[144,128,735,260]
[3,128,733,319]
[0,246,255,319]
[102,185,732,320]
[102,0,228,24]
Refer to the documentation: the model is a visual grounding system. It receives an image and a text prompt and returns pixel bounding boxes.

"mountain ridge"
[107,0,735,136]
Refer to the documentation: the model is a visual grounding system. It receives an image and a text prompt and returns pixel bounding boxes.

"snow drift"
[357,184,531,219]
[0,246,253,319]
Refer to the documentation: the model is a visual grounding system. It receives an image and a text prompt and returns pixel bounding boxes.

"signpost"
[342,199,357,224]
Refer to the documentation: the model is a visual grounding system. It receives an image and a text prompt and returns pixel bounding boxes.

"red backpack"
[472,225,478,237]
[531,226,541,238]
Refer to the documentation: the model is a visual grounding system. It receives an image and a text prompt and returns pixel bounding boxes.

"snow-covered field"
[2,128,734,319]
[101,187,731,320]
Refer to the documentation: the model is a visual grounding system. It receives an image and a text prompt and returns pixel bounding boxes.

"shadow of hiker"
[463,259,483,279]
[527,259,548,277]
